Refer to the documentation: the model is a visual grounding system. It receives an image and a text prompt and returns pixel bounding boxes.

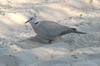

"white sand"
[0,0,100,66]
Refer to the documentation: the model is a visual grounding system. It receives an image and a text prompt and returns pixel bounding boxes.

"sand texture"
[0,0,100,66]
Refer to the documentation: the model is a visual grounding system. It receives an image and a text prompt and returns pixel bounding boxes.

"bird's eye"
[30,18,32,20]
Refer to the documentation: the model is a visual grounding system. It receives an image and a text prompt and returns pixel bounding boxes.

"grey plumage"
[25,17,86,43]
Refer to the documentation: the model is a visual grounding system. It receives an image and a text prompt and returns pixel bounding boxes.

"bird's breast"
[32,25,56,40]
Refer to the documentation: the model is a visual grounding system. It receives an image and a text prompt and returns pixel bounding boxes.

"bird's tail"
[70,28,86,34]
[73,31,86,34]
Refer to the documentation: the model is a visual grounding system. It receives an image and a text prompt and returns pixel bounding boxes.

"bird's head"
[25,16,39,25]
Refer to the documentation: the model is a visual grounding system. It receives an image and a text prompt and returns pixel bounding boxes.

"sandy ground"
[0,0,100,66]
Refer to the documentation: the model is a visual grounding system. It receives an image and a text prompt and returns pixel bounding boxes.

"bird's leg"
[48,40,53,44]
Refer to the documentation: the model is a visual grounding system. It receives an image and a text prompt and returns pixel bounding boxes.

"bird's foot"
[48,40,53,44]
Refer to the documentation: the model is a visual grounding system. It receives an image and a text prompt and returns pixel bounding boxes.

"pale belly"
[33,26,57,40]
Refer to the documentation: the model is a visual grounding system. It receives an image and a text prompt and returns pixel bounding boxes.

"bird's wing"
[38,21,70,37]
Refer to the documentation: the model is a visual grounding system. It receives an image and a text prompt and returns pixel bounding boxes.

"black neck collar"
[35,21,39,25]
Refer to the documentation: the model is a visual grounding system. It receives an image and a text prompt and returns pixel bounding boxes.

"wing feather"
[38,21,69,37]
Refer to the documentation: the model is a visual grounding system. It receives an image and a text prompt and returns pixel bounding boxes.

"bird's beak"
[25,20,29,24]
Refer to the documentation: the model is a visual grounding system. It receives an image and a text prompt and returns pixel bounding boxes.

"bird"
[25,16,86,43]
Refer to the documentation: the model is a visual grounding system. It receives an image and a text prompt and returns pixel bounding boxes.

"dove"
[25,17,86,43]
